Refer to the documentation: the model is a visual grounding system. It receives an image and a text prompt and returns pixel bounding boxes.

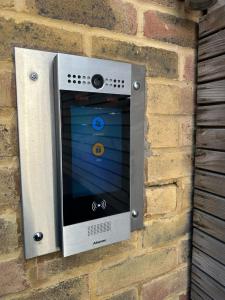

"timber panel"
[199,29,225,61]
[192,265,225,299]
[197,80,225,105]
[193,209,225,243]
[196,128,225,150]
[193,229,225,264]
[195,149,225,173]
[194,189,225,220]
[197,103,225,126]
[192,5,225,299]
[195,170,225,197]
[192,248,225,287]
[191,284,213,300]
[199,5,225,38]
[198,54,225,83]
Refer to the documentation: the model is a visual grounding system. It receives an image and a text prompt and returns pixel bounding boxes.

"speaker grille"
[88,221,111,236]
[67,73,125,89]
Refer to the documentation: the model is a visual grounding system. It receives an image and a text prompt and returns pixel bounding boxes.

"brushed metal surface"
[54,54,133,256]
[63,212,130,257]
[15,48,59,259]
[56,53,131,95]
[15,48,145,259]
[130,65,145,231]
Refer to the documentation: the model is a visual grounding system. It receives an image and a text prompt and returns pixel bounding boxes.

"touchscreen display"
[61,91,130,226]
[70,106,122,197]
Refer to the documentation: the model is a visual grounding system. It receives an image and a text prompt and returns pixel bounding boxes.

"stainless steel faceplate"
[15,48,145,259]
[54,54,132,257]
[63,213,130,257]
[15,48,59,259]
[56,53,131,95]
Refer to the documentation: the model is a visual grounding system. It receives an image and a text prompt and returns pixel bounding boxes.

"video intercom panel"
[54,54,132,256]
[15,48,145,259]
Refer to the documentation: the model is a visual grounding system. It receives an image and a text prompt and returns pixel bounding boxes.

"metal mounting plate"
[15,48,145,259]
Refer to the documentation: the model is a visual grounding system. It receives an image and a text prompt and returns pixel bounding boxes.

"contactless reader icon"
[92,117,105,131]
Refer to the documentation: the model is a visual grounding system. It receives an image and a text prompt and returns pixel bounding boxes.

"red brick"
[142,267,189,300]
[183,54,196,81]
[0,258,28,297]
[144,11,197,48]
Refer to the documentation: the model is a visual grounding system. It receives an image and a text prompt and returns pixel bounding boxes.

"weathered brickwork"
[147,83,194,115]
[142,266,189,300]
[0,17,83,61]
[0,210,18,255]
[97,247,177,295]
[146,184,177,215]
[14,275,89,300]
[144,10,197,47]
[106,288,138,300]
[26,0,137,35]
[143,212,191,248]
[92,37,178,78]
[0,108,17,157]
[0,257,28,297]
[0,62,16,107]
[0,0,197,299]
[0,157,19,207]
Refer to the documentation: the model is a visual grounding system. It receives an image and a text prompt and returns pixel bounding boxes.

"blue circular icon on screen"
[92,117,105,131]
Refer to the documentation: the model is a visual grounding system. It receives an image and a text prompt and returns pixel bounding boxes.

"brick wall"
[0,1,198,299]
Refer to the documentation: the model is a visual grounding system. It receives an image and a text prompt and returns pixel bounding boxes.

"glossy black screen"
[61,91,130,226]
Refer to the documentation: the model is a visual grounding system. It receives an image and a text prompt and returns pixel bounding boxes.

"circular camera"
[92,74,104,89]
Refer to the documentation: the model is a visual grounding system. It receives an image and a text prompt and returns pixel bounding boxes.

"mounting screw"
[133,81,140,90]
[30,72,38,81]
[33,232,43,242]
[132,210,139,218]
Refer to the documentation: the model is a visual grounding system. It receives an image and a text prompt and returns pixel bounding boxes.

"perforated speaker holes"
[105,78,125,88]
[67,74,91,85]
[67,74,125,88]
[88,221,111,236]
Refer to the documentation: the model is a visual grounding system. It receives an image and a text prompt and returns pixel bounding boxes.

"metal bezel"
[15,48,145,259]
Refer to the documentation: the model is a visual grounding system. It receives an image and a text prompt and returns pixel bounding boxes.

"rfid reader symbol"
[92,117,105,131]
[92,200,107,211]
[92,143,105,157]
[92,202,97,212]
[101,199,107,209]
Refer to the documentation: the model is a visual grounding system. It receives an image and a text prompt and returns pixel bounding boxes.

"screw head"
[30,72,38,81]
[133,81,140,90]
[33,232,43,242]
[132,210,139,218]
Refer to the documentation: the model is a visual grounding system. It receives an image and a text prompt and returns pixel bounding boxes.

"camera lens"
[91,74,104,89]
